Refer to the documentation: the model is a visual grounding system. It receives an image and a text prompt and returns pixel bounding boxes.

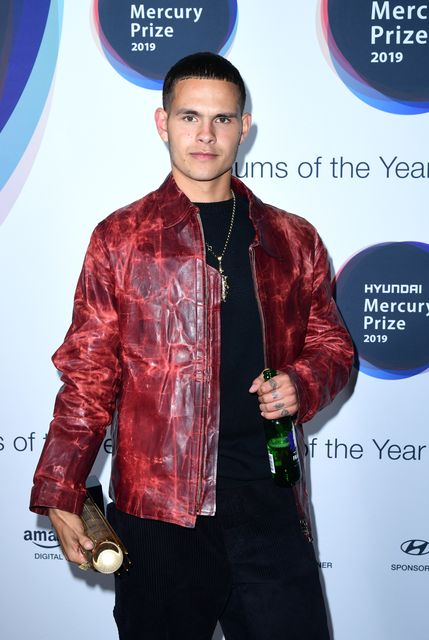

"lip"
[189,152,218,161]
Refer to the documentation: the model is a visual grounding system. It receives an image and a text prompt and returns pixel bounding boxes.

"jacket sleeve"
[30,225,121,515]
[283,232,354,424]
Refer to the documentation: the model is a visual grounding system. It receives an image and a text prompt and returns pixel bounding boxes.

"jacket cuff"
[29,482,86,517]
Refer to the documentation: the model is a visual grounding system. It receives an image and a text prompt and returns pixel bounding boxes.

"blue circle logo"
[0,1,63,224]
[334,242,429,379]
[93,0,238,89]
[320,0,429,114]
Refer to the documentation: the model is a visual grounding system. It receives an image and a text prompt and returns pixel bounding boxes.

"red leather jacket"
[30,174,353,538]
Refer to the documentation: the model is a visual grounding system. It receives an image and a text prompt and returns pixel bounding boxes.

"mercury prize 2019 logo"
[319,0,429,114]
[334,242,429,379]
[93,0,238,89]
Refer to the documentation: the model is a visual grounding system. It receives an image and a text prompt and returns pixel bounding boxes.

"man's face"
[155,77,251,200]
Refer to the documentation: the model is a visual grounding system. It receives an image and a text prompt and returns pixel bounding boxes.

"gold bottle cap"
[92,542,124,574]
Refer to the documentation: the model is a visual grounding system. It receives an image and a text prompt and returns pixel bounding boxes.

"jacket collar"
[156,173,265,227]
[156,173,288,260]
[156,174,197,229]
[232,176,289,260]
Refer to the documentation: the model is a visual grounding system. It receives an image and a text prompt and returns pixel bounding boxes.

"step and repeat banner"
[1,2,428,639]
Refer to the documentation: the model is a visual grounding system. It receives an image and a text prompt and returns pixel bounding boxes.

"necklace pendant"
[203,190,236,303]
[217,256,229,302]
[221,273,229,302]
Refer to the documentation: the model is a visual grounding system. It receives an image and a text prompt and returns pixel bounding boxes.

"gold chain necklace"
[205,190,236,302]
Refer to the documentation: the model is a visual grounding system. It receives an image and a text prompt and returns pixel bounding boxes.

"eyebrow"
[175,108,239,118]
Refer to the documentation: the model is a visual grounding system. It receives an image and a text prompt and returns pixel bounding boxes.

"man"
[30,52,353,639]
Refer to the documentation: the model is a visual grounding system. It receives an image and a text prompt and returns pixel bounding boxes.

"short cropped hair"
[162,51,246,113]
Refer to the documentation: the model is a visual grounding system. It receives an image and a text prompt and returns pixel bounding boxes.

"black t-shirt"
[195,193,272,487]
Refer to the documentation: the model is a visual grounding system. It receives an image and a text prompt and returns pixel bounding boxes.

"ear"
[155,107,169,142]
[239,112,252,144]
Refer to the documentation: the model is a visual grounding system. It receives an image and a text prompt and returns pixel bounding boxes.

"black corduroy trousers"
[108,479,330,640]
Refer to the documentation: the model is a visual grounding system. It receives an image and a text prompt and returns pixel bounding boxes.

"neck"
[172,169,233,203]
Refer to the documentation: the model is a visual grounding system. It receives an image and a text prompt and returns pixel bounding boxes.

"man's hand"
[49,508,94,566]
[249,370,299,420]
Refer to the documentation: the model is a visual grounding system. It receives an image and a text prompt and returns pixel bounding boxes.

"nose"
[197,119,216,144]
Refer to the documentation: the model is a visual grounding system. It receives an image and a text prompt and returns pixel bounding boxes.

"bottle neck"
[263,367,277,381]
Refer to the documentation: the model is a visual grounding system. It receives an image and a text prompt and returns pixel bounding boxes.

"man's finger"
[249,374,264,393]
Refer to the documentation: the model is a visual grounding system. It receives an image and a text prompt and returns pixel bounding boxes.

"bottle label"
[268,452,276,474]
[289,426,299,461]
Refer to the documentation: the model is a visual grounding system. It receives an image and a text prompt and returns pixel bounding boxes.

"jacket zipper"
[249,244,267,367]
[194,212,213,513]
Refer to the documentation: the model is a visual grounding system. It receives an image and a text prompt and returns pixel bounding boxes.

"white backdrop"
[1,2,428,639]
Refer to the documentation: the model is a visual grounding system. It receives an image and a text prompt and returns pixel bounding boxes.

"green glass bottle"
[262,368,301,487]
